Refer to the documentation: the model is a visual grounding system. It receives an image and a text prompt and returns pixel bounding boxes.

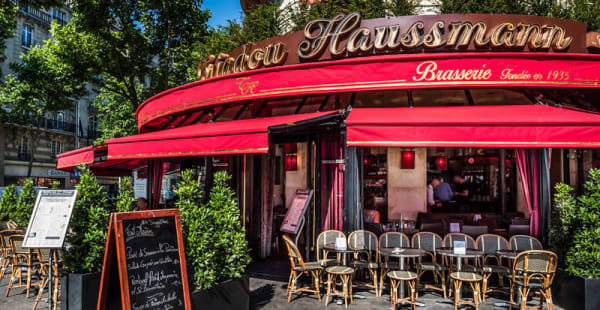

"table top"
[438,249,484,258]
[379,248,426,258]
[496,250,522,259]
[323,244,357,254]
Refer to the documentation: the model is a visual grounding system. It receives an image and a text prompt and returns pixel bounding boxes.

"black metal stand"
[48,249,54,310]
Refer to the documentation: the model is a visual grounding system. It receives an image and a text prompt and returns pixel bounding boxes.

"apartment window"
[19,137,31,160]
[51,8,66,26]
[53,112,65,129]
[50,140,64,158]
[22,25,33,47]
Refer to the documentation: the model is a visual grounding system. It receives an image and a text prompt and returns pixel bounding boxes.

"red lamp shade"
[285,155,297,171]
[436,156,448,171]
[401,151,415,169]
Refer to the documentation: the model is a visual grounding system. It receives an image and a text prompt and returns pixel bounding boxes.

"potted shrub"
[0,184,18,229]
[550,169,600,310]
[61,169,110,310]
[11,178,35,229]
[176,170,251,310]
[115,176,136,212]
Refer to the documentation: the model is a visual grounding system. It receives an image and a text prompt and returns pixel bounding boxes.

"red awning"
[106,111,339,160]
[346,105,600,148]
[56,146,94,170]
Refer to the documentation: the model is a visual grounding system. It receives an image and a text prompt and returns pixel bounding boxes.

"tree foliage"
[0,2,17,73]
[175,170,250,289]
[63,169,110,274]
[115,176,136,212]
[12,178,35,229]
[0,31,89,176]
[439,0,564,16]
[286,0,418,32]
[0,184,18,222]
[54,0,211,142]
[563,0,600,32]
[551,169,600,278]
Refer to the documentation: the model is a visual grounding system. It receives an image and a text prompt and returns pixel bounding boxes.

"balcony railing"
[45,118,76,133]
[20,6,52,27]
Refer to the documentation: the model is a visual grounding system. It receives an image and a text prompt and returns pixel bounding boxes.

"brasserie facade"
[57,12,600,260]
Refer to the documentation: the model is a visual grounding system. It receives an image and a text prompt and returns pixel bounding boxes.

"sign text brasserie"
[198,12,576,80]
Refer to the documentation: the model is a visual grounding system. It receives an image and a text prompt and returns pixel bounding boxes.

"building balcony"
[45,118,76,133]
[19,6,52,27]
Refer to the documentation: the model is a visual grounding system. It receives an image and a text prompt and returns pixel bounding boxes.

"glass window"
[412,89,469,107]
[22,25,32,47]
[353,90,409,108]
[214,102,245,122]
[257,97,303,118]
[469,88,532,106]
[50,140,64,158]
[51,8,66,26]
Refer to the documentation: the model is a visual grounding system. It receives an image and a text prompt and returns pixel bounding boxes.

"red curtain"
[320,135,344,231]
[515,149,540,238]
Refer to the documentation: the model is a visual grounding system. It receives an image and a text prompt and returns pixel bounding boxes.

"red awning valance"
[346,105,600,148]
[106,111,339,160]
[56,146,94,170]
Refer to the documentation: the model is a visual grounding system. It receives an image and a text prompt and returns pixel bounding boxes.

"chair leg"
[453,280,460,310]
[546,288,553,310]
[441,271,447,299]
[520,287,528,310]
[325,273,332,306]
[286,270,293,297]
[343,275,349,309]
[509,282,515,310]
[6,265,19,297]
[26,265,32,298]
[312,270,321,302]
[33,276,47,310]
[410,280,417,310]
[482,274,488,302]
[287,272,296,303]
[53,274,59,310]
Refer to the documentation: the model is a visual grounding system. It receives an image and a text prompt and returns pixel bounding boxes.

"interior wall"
[272,146,284,208]
[387,147,427,221]
[285,142,308,208]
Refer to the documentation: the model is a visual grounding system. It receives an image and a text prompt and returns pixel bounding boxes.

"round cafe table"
[323,244,357,266]
[379,248,426,303]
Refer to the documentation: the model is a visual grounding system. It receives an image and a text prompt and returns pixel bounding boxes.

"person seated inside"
[134,197,149,211]
[427,178,443,212]
[363,193,381,224]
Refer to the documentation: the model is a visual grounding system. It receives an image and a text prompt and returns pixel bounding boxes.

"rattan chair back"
[316,230,345,261]
[475,234,509,254]
[282,234,307,270]
[443,232,476,249]
[509,235,543,251]
[379,232,410,249]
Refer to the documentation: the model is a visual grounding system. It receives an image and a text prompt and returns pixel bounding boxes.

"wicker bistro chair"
[6,234,43,298]
[388,270,418,310]
[411,232,447,298]
[347,230,379,294]
[377,232,410,297]
[509,235,543,251]
[33,249,61,310]
[476,234,511,301]
[316,230,346,267]
[509,250,557,310]
[282,235,323,303]
[0,230,23,282]
[449,272,483,310]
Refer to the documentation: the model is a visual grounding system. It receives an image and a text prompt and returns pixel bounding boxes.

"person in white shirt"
[427,178,442,212]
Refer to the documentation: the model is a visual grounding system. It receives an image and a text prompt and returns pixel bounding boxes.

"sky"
[203,0,244,28]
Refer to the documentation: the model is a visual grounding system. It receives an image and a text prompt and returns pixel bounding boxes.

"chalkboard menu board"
[280,189,313,235]
[97,209,191,310]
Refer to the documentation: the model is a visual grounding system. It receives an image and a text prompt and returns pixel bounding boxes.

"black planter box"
[552,269,600,310]
[60,272,101,310]
[191,276,250,310]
